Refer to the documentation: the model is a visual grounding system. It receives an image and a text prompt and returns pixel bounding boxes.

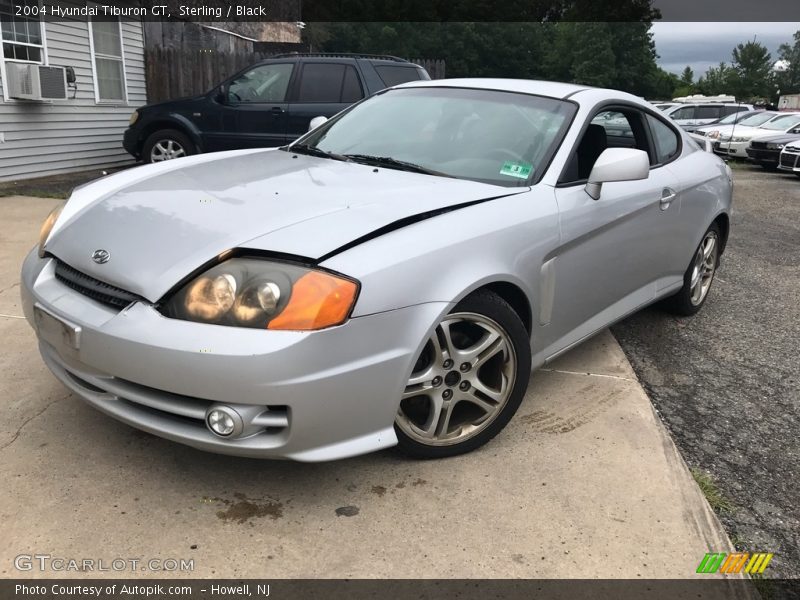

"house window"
[0,0,44,63]
[89,17,126,102]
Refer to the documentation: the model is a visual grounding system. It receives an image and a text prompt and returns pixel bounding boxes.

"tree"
[679,66,694,87]
[696,62,736,96]
[567,23,617,87]
[730,40,773,100]
[775,30,800,95]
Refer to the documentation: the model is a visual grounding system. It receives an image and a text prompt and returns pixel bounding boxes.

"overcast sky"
[652,22,800,77]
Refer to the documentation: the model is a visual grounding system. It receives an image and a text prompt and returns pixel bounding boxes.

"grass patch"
[691,468,735,514]
[0,167,130,199]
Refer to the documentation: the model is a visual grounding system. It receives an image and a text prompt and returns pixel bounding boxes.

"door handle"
[660,188,677,211]
[271,106,285,114]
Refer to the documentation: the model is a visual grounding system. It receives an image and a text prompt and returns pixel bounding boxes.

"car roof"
[395,78,591,99]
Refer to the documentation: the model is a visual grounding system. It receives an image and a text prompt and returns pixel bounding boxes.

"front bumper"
[745,147,780,165]
[21,249,448,461]
[122,127,141,159]
[778,148,800,173]
[713,140,749,158]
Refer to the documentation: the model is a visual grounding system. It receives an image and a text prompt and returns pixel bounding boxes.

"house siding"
[0,17,147,181]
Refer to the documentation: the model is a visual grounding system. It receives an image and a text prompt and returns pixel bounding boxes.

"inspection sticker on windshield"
[500,161,533,179]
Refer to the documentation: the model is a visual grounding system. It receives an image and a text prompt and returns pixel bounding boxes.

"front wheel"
[662,223,721,316]
[142,129,196,163]
[394,290,531,459]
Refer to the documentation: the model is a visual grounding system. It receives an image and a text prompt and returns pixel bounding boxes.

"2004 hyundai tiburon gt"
[22,79,732,461]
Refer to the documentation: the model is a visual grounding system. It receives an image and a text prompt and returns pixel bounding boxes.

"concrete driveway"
[1,196,733,579]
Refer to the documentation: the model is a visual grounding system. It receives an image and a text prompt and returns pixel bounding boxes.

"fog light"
[205,406,242,438]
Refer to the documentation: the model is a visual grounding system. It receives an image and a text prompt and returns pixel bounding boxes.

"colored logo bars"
[696,552,774,574]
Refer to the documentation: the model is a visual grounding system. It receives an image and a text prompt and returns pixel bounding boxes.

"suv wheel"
[143,129,196,163]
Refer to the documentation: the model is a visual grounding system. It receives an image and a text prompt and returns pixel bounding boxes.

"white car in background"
[715,112,800,158]
[663,102,753,128]
[694,111,774,139]
[777,140,800,176]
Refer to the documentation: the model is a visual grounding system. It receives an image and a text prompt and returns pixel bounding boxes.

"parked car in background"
[778,140,800,176]
[663,103,753,129]
[746,131,800,170]
[715,113,800,158]
[683,109,764,134]
[123,54,430,163]
[27,79,731,460]
[695,111,776,139]
[653,102,679,111]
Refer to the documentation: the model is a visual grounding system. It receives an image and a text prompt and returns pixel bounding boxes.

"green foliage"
[305,16,799,103]
[308,19,669,98]
[775,31,800,95]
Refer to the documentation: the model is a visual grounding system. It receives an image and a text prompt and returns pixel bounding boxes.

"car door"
[545,108,680,352]
[204,62,295,151]
[285,62,365,141]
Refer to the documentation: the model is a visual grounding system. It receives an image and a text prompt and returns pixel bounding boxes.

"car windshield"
[294,87,576,187]
[760,114,800,130]
[735,112,774,127]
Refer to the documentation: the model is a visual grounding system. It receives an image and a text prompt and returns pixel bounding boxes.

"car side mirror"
[585,148,650,200]
[214,86,227,104]
[309,116,328,131]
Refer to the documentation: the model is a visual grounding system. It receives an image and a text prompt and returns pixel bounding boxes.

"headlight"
[38,204,64,258]
[129,110,139,126]
[706,130,720,139]
[160,257,359,331]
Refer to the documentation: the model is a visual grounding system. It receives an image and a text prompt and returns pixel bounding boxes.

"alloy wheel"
[396,312,517,446]
[150,139,186,162]
[690,230,718,306]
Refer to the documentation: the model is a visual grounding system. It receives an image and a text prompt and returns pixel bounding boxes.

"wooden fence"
[144,48,446,103]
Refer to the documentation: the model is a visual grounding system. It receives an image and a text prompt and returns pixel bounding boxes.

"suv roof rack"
[271,52,408,62]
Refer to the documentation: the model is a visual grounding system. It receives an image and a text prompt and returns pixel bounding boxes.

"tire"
[142,129,196,163]
[661,222,722,316]
[759,162,778,171]
[394,290,531,459]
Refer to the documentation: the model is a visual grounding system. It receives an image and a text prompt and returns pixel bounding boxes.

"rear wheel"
[662,223,721,316]
[143,129,196,163]
[395,290,531,459]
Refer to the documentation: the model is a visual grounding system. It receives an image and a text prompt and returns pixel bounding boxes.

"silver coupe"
[21,79,732,461]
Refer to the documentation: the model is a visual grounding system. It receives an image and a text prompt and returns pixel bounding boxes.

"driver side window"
[227,63,294,104]
[560,109,653,184]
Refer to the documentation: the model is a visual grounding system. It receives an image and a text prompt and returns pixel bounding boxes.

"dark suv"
[123,54,430,163]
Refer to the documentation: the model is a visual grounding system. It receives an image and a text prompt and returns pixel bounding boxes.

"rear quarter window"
[374,65,425,87]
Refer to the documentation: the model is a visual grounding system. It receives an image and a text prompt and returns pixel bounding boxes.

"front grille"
[750,141,767,149]
[780,154,798,169]
[55,260,143,309]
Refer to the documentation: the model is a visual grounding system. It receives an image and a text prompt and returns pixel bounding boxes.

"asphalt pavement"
[613,164,800,579]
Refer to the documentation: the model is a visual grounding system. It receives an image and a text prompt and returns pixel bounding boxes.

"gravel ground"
[613,164,800,579]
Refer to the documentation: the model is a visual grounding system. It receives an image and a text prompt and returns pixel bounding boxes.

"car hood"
[751,133,800,145]
[47,149,524,302]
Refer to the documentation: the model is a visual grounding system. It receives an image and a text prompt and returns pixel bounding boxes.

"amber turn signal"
[267,271,357,331]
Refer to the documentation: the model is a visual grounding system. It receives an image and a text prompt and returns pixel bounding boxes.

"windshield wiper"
[344,154,450,178]
[285,143,350,162]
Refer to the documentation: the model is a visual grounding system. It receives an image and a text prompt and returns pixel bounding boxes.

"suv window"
[647,115,680,164]
[670,106,695,120]
[695,105,722,120]
[297,63,364,103]
[374,65,423,87]
[228,63,293,103]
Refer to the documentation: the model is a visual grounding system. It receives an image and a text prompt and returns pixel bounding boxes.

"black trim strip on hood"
[316,191,524,264]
